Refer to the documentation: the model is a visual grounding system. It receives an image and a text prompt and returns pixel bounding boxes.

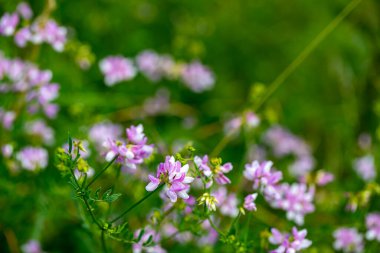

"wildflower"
[333,228,364,253]
[198,192,218,212]
[271,183,315,225]
[21,240,45,253]
[315,170,334,186]
[2,144,13,158]
[104,125,153,170]
[366,213,380,242]
[353,155,376,181]
[0,13,19,36]
[212,187,239,217]
[244,160,282,190]
[88,122,122,150]
[136,50,174,81]
[14,27,31,47]
[194,155,212,177]
[16,2,33,20]
[0,108,16,129]
[269,227,312,253]
[243,193,258,212]
[146,156,193,202]
[211,158,233,185]
[99,56,136,86]
[16,147,48,171]
[181,61,214,92]
[25,120,55,145]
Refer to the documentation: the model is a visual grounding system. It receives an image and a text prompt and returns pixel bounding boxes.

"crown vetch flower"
[212,187,239,217]
[194,155,212,177]
[269,227,312,253]
[0,13,19,36]
[99,56,136,86]
[16,147,48,171]
[16,2,33,20]
[353,155,376,182]
[104,124,153,170]
[146,156,194,203]
[333,227,363,253]
[243,193,258,212]
[181,61,215,92]
[366,213,380,242]
[244,160,282,190]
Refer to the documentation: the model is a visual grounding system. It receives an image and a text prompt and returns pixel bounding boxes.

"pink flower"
[146,156,194,203]
[315,170,334,186]
[14,27,31,47]
[243,193,258,211]
[16,2,33,20]
[21,240,45,253]
[353,155,376,181]
[269,227,312,253]
[181,61,214,92]
[0,13,19,36]
[99,56,136,86]
[212,187,239,217]
[16,147,48,171]
[136,50,174,82]
[244,160,282,190]
[333,228,363,253]
[366,213,380,242]
[194,155,212,177]
[104,125,153,170]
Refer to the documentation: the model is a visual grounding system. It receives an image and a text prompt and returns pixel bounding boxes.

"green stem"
[110,184,164,223]
[101,230,108,253]
[86,156,119,189]
[228,211,242,235]
[254,0,363,111]
[207,217,225,236]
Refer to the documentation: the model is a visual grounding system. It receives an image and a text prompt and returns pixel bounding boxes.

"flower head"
[269,227,312,253]
[99,56,136,86]
[243,193,258,212]
[146,156,194,202]
[16,147,48,171]
[366,213,380,242]
[333,227,363,253]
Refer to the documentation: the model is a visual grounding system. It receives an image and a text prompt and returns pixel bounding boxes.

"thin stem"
[210,133,234,157]
[101,230,108,253]
[228,211,242,235]
[86,155,119,189]
[207,217,225,236]
[110,184,164,223]
[244,212,252,243]
[254,0,363,111]
[83,194,103,229]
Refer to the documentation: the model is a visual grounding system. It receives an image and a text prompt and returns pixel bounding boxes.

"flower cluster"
[16,146,48,171]
[269,227,312,253]
[0,53,60,119]
[99,56,137,86]
[99,49,215,92]
[194,155,233,186]
[263,126,315,177]
[0,2,67,51]
[333,227,364,253]
[146,156,194,202]
[25,119,55,146]
[244,160,315,225]
[212,186,239,217]
[104,124,153,170]
[88,121,123,151]
[353,155,376,182]
[366,213,380,242]
[243,193,258,212]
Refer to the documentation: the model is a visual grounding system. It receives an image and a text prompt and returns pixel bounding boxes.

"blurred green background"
[1,0,380,252]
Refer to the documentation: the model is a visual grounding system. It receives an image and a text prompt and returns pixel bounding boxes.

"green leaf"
[102,189,122,203]
[68,134,73,154]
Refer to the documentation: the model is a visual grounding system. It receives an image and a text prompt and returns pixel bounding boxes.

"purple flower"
[0,108,16,129]
[146,156,194,202]
[244,160,282,190]
[88,122,122,150]
[333,228,363,253]
[269,227,312,253]
[136,50,174,82]
[366,213,380,242]
[16,147,48,171]
[2,144,13,158]
[126,124,147,145]
[99,56,136,86]
[25,120,55,145]
[14,27,31,47]
[0,13,19,36]
[270,183,315,225]
[194,155,212,177]
[21,240,45,253]
[16,2,33,20]
[353,155,376,181]
[315,170,334,186]
[181,61,214,92]
[212,187,239,217]
[243,193,258,211]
